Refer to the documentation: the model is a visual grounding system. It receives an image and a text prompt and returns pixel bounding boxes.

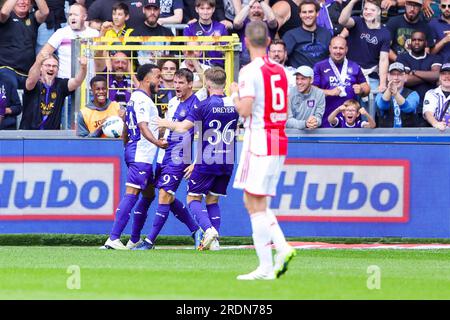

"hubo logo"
[271,158,410,222]
[0,157,120,220]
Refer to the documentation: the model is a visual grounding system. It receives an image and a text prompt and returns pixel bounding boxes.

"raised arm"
[261,0,277,29]
[328,104,346,126]
[272,0,291,35]
[359,107,376,128]
[0,0,17,23]
[26,52,47,91]
[39,43,57,60]
[338,0,357,29]
[68,56,88,92]
[34,0,50,24]
[233,0,253,29]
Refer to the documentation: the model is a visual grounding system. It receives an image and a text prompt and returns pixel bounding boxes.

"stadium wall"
[0,130,449,238]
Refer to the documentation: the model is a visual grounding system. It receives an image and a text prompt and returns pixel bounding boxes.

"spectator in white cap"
[286,65,325,130]
[375,62,420,127]
[423,62,450,131]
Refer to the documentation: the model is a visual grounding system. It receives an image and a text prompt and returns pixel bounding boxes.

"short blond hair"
[343,99,361,111]
[205,66,226,89]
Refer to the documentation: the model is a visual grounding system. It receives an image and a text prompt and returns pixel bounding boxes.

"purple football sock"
[147,203,170,243]
[130,195,154,243]
[171,198,199,233]
[206,203,221,232]
[110,194,139,241]
[189,200,212,231]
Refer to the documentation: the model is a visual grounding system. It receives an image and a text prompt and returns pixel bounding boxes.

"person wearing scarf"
[20,52,87,130]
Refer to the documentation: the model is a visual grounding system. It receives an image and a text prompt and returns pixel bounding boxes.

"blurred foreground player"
[230,21,296,280]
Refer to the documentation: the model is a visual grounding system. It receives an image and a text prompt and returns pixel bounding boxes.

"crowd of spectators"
[0,0,450,133]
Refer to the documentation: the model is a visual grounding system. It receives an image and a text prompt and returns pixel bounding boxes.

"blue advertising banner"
[0,137,449,238]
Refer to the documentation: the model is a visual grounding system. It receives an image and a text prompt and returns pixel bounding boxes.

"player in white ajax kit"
[103,64,167,250]
[231,21,296,280]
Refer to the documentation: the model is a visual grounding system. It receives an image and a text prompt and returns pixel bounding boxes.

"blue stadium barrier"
[0,129,449,238]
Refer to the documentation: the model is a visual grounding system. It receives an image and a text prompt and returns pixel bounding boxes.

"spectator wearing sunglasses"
[386,0,435,62]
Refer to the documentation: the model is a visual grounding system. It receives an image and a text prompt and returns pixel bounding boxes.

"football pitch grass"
[1,246,450,300]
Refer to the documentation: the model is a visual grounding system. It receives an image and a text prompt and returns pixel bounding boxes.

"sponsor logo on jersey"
[270,112,288,122]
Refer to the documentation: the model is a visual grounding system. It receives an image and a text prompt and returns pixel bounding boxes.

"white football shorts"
[233,150,285,197]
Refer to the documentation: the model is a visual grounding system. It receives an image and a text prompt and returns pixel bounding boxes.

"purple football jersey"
[163,93,199,167]
[313,58,367,127]
[107,72,132,105]
[331,115,364,128]
[185,94,239,175]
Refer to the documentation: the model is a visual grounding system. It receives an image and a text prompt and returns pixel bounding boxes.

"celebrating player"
[154,67,239,251]
[230,21,296,280]
[102,63,168,250]
[134,68,203,250]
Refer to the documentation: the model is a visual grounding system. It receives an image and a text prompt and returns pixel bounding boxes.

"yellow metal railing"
[76,35,242,112]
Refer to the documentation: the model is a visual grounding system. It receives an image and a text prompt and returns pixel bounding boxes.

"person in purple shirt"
[328,98,376,128]
[155,67,238,251]
[313,36,370,127]
[338,0,391,93]
[134,68,203,250]
[183,0,228,67]
[107,51,136,107]
[430,0,450,63]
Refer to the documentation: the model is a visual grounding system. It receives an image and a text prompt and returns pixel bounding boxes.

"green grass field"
[1,246,450,300]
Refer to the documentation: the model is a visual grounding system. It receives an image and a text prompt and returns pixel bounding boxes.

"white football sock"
[266,208,290,253]
[250,212,273,273]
